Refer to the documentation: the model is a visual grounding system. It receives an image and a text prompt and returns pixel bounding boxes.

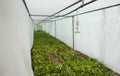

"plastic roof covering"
[25,0,90,20]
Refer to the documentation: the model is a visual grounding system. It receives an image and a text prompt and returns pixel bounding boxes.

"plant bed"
[32,30,119,76]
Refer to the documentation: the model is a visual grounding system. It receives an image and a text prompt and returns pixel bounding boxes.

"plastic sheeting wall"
[41,22,55,36]
[36,0,120,74]
[40,18,73,48]
[74,11,103,60]
[74,1,120,74]
[56,18,73,48]
[74,6,120,74]
[0,0,34,76]
[49,21,56,37]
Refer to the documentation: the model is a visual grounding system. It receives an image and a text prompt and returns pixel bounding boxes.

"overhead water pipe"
[39,0,83,24]
[46,0,97,21]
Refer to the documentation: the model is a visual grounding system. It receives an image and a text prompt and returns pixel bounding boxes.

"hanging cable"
[76,10,79,27]
[75,10,80,33]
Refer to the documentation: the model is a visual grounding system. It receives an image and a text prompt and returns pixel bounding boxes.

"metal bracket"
[82,0,84,6]
[75,27,80,33]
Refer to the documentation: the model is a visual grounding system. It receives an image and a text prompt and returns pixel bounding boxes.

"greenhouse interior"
[0,0,120,76]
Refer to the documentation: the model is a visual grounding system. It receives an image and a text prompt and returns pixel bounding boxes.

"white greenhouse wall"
[56,18,73,48]
[74,11,103,60]
[36,0,120,74]
[49,21,56,37]
[0,0,34,76]
[74,0,120,74]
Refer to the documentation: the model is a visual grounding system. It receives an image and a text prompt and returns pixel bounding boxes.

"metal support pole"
[72,16,75,49]
[23,0,34,70]
[55,20,57,38]
[62,0,97,16]
[72,3,120,17]
[48,0,96,21]
[23,0,33,21]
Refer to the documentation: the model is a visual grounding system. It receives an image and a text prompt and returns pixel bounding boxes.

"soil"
[75,50,89,59]
[48,54,64,64]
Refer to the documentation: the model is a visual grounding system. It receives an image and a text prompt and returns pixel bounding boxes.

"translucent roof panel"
[25,0,97,20]
[25,0,79,15]
[25,0,79,19]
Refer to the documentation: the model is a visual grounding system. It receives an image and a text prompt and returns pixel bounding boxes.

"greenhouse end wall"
[0,0,34,76]
[37,3,120,75]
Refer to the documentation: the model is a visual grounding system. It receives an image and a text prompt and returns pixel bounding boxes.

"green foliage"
[32,30,118,76]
